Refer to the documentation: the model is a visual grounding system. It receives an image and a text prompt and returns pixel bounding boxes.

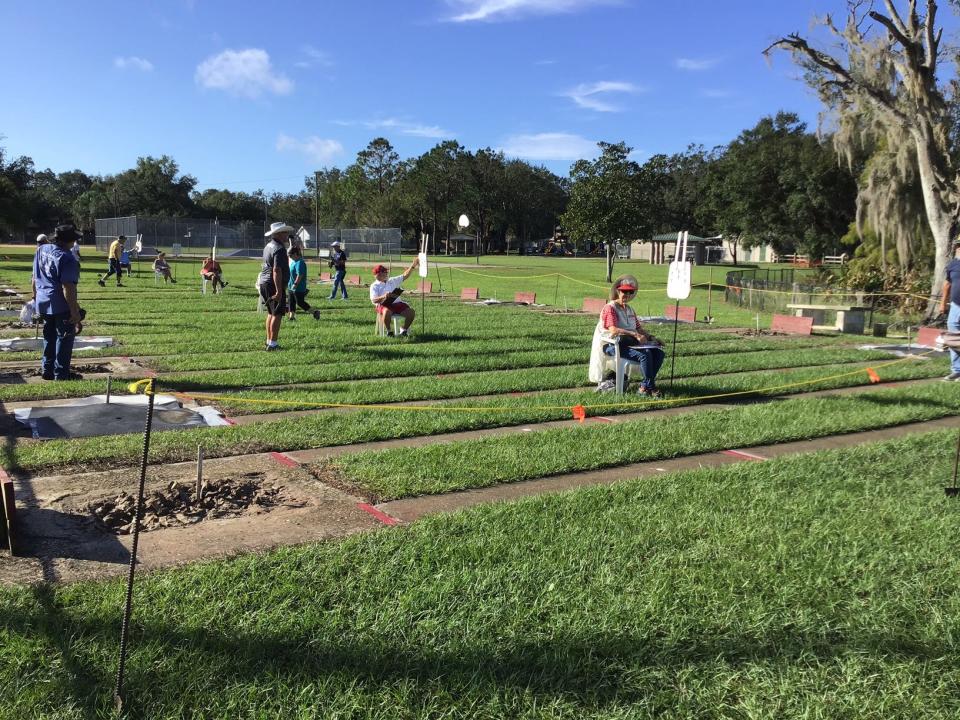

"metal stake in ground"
[665,231,692,389]
[668,299,680,387]
[946,428,960,497]
[113,377,157,712]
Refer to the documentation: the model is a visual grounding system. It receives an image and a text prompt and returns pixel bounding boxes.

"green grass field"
[3,432,960,718]
[1,246,957,718]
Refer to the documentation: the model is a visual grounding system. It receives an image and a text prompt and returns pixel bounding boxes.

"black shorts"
[259,283,287,316]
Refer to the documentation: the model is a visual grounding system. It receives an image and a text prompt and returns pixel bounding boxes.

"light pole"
[458,213,477,265]
[314,170,320,258]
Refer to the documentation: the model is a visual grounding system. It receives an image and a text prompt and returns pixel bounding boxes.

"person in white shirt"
[369,258,419,336]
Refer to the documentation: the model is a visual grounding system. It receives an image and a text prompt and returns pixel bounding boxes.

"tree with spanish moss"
[768,0,959,318]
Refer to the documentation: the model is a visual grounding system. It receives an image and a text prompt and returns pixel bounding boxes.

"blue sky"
[0,0,931,193]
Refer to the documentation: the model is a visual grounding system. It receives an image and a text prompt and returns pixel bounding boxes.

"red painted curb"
[722,449,767,461]
[357,503,399,526]
[270,451,299,468]
[222,417,237,426]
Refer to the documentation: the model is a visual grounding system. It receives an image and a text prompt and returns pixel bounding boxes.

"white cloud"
[369,118,453,138]
[296,45,334,69]
[276,134,344,163]
[445,0,618,22]
[676,57,720,71]
[562,80,640,112]
[114,56,154,72]
[335,117,454,139]
[195,49,293,98]
[499,132,597,161]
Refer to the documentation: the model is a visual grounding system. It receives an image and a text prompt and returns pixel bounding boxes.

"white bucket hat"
[264,221,295,238]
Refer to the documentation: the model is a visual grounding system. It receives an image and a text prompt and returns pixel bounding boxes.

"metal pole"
[947,429,960,497]
[106,376,112,404]
[668,300,680,388]
[707,267,713,321]
[554,273,559,306]
[196,445,204,501]
[314,171,320,259]
[113,378,157,712]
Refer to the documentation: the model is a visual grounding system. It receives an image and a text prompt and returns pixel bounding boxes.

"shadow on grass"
[1,594,953,718]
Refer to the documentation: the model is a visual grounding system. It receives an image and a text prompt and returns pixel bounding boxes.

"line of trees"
[0,123,857,259]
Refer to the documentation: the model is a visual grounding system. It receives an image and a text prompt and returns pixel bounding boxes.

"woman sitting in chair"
[152,252,176,283]
[589,274,665,396]
[200,256,228,292]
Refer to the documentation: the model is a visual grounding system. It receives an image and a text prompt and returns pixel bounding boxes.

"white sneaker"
[942,372,960,382]
[595,379,616,392]
[398,328,409,336]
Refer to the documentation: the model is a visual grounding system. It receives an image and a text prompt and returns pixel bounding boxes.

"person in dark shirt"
[328,240,349,300]
[940,238,960,381]
[32,224,83,380]
[259,222,293,350]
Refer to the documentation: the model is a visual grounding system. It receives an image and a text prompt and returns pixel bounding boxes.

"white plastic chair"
[603,340,643,395]
[201,277,222,295]
[375,314,401,337]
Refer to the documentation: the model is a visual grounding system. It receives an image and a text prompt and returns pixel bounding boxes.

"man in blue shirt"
[32,224,83,380]
[940,238,960,381]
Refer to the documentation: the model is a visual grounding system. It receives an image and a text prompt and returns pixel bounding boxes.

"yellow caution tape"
[157,349,936,417]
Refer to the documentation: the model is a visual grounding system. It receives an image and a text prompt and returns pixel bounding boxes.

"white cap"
[36,233,48,244]
[331,240,341,247]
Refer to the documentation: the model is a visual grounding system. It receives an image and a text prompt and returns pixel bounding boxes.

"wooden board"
[348,275,362,286]
[664,305,697,323]
[460,288,479,301]
[416,280,433,293]
[771,313,813,336]
[514,292,536,305]
[319,271,331,282]
[916,326,942,348]
[582,297,607,314]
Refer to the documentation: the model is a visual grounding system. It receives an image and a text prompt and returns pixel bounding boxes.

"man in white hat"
[259,221,293,350]
[328,240,349,300]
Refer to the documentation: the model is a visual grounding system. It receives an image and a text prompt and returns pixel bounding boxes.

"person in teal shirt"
[286,246,312,320]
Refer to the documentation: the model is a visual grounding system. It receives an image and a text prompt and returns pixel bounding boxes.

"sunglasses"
[618,288,636,295]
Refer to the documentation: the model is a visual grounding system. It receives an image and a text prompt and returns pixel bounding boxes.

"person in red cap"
[592,273,665,395]
[369,257,419,336]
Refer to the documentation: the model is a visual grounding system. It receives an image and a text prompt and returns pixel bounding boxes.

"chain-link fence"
[724,268,873,314]
[95,217,401,260]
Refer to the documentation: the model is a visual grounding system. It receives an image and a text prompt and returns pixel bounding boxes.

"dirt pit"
[88,472,304,534]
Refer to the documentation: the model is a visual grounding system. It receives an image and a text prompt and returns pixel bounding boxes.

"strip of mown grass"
[138,333,863,373]
[3,431,959,718]
[5,360,948,474]
[205,346,910,415]
[333,380,960,499]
